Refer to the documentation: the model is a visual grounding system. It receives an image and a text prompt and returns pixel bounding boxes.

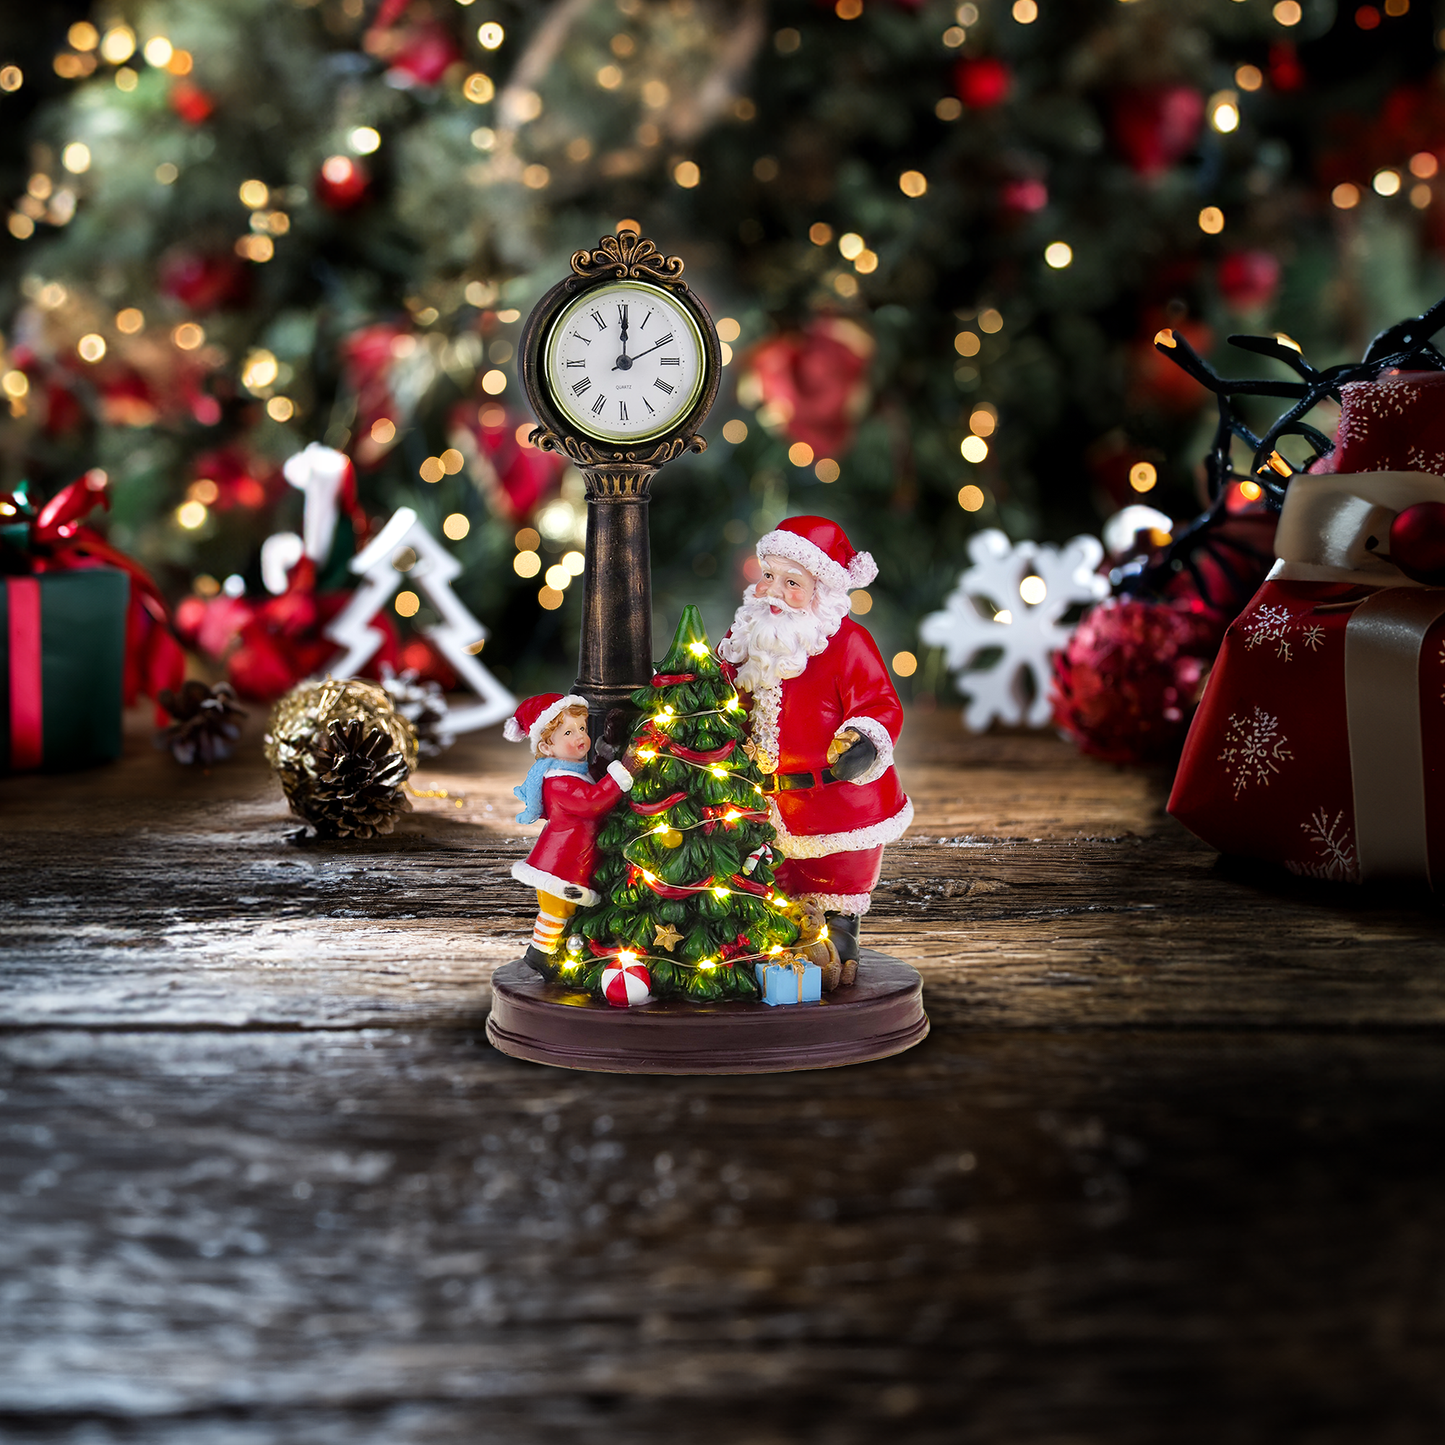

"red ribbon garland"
[668,740,737,765]
[4,476,185,729]
[639,873,699,900]
[651,672,696,686]
[629,790,689,817]
[727,873,770,898]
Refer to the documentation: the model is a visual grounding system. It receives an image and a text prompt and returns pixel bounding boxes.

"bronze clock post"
[519,231,722,739]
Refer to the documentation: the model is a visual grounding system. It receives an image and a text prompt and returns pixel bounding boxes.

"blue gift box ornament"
[754,955,822,1006]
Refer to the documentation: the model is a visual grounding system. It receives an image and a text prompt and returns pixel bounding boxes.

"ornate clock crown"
[569,230,686,287]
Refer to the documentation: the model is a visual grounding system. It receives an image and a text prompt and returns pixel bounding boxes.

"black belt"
[757,768,838,793]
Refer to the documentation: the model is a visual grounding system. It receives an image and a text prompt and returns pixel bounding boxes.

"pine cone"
[264,677,418,839]
[295,718,412,838]
[156,680,247,765]
[380,666,454,758]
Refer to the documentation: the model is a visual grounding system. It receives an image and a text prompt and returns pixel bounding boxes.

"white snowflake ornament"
[919,529,1108,730]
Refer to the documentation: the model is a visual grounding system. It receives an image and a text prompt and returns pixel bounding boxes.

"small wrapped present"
[2,474,183,772]
[2,569,128,771]
[1170,450,1445,885]
[754,955,822,1006]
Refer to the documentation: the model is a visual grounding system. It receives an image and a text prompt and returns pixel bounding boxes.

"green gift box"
[1,567,128,772]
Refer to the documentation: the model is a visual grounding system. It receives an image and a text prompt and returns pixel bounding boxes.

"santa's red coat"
[511,761,633,906]
[721,617,912,909]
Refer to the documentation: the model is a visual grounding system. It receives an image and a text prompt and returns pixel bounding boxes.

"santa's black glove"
[830,733,877,782]
[589,707,632,780]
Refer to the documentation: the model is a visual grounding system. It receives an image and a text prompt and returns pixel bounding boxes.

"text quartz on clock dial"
[551,291,698,440]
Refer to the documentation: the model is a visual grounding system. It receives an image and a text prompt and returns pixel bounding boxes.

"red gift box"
[1170,469,1445,884]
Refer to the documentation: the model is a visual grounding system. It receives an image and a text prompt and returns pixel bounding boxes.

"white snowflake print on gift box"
[1240,603,1325,662]
[1286,806,1359,882]
[1217,705,1294,799]
[920,529,1108,730]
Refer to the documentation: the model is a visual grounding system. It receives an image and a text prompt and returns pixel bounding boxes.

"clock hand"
[615,331,674,368]
[614,302,631,370]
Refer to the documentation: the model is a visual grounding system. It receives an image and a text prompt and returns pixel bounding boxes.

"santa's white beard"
[719,584,849,694]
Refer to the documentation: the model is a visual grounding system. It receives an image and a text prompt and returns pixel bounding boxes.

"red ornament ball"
[1051,598,1219,766]
[1389,502,1445,584]
[384,22,462,86]
[317,154,371,211]
[1217,250,1282,312]
[1000,177,1048,214]
[169,79,215,126]
[1109,86,1205,178]
[953,56,1012,110]
[159,249,251,311]
[738,317,874,462]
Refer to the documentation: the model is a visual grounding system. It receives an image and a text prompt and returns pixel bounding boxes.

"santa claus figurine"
[717,516,913,965]
[506,694,636,970]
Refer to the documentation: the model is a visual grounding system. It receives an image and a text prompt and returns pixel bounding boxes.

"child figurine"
[505,694,636,971]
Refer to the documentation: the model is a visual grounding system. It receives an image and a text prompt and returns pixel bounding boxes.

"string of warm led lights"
[557,639,809,981]
[1116,295,1445,612]
[557,937,805,977]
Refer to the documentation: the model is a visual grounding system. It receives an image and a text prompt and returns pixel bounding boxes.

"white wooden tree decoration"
[920,528,1108,731]
[325,506,516,733]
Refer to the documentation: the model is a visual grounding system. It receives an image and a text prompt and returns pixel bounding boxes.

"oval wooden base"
[485,948,928,1075]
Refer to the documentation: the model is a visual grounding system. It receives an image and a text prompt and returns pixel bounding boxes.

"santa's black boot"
[523,943,553,973]
[825,912,860,964]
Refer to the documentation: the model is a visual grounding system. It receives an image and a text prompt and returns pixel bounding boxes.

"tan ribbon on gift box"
[1275,472,1445,882]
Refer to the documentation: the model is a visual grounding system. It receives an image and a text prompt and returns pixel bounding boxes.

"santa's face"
[719,555,850,694]
[756,555,816,613]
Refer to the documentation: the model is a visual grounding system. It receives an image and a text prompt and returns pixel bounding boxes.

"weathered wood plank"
[4,705,1445,1442]
[2,1026,1443,1441]
[3,711,1443,1031]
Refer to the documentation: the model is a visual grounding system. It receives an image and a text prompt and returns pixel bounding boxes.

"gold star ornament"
[653,922,684,952]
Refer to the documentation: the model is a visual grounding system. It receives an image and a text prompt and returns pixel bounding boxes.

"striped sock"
[531,910,567,954]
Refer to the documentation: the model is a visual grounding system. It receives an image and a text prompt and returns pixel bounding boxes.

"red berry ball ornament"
[1051,597,1220,766]
[1388,502,1445,585]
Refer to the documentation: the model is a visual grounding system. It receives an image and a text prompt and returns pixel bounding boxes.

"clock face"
[543,279,708,444]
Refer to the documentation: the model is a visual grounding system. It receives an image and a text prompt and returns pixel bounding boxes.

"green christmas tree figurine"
[550,606,800,1005]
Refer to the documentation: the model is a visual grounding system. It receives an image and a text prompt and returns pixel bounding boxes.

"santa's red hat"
[755,515,877,593]
[504,692,589,753]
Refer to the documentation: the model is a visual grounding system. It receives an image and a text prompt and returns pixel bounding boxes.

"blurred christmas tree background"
[3,0,1444,706]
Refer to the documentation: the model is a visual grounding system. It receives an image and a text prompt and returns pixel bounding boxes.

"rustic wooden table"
[3,705,1443,1443]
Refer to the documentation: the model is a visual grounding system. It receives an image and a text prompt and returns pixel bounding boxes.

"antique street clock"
[520,230,721,729]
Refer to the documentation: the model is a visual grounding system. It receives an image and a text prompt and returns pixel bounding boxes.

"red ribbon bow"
[6,474,185,730]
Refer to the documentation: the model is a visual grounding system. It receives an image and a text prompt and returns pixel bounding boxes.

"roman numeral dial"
[543,278,708,444]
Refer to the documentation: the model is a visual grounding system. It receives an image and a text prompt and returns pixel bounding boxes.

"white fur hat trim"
[756,529,878,592]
